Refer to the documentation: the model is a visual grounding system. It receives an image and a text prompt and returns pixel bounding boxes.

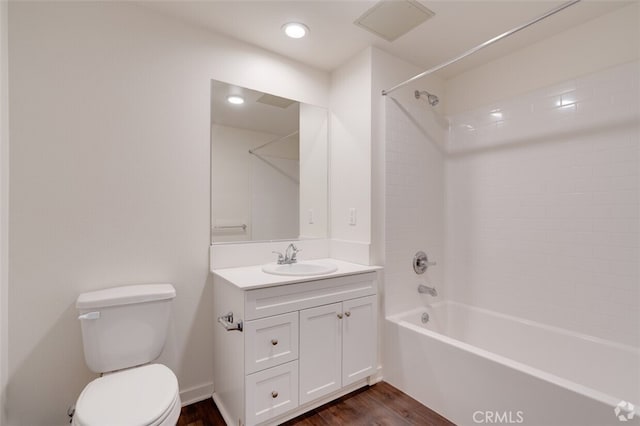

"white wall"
[250,153,299,241]
[7,2,328,425]
[445,3,640,114]
[373,48,447,316]
[329,48,373,264]
[441,3,640,346]
[328,46,447,270]
[368,47,446,387]
[446,60,639,346]
[0,1,9,424]
[211,124,298,242]
[299,103,328,239]
[372,48,428,268]
[212,125,268,242]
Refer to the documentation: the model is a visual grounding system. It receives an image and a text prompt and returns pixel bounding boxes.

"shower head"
[415,90,439,107]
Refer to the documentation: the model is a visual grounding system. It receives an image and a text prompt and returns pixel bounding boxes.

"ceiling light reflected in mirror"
[227,95,245,105]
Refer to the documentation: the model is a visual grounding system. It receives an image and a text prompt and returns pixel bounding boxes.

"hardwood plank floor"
[177,382,454,426]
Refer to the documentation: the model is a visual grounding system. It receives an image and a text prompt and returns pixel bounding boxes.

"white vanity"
[212,259,380,426]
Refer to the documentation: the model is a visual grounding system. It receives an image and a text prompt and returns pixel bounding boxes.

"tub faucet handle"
[413,251,436,274]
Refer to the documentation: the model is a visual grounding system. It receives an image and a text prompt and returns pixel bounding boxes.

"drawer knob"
[345,311,351,317]
[271,391,278,399]
[271,339,278,346]
[337,313,343,319]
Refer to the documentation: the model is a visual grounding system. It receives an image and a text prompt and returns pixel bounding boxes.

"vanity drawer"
[244,312,299,374]
[245,272,377,320]
[245,360,299,426]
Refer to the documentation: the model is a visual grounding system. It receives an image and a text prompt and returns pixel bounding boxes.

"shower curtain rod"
[381,0,581,97]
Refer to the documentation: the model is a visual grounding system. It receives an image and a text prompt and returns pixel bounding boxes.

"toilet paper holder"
[218,312,243,332]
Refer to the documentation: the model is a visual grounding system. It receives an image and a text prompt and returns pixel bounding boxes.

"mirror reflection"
[210,80,327,243]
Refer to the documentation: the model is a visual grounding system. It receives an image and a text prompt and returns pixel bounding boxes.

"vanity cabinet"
[299,295,377,405]
[212,269,378,426]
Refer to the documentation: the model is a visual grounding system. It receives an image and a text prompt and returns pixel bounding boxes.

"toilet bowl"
[73,364,181,426]
[74,284,180,426]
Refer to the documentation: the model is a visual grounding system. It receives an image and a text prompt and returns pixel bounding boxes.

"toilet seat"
[73,364,181,426]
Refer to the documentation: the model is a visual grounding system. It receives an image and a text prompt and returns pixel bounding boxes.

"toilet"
[73,284,181,426]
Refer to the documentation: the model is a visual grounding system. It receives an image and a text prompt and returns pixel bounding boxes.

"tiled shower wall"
[385,97,446,315]
[446,61,639,346]
[385,61,639,346]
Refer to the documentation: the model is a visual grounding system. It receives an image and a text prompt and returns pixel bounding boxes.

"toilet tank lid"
[76,284,176,310]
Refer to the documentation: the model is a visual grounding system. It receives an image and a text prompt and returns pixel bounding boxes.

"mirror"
[210,80,328,243]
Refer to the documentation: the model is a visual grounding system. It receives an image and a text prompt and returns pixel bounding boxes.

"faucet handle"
[272,251,285,264]
[284,243,301,263]
[418,258,437,267]
[291,247,302,261]
[413,251,436,274]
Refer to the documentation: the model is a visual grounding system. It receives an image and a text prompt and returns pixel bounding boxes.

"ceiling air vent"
[256,93,296,109]
[354,0,435,42]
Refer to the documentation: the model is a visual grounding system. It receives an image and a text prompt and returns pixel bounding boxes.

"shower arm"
[381,0,581,97]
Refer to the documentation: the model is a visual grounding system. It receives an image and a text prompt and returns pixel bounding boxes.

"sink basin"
[262,261,338,277]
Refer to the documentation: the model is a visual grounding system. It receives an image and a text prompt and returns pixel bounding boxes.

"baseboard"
[180,382,213,406]
[368,366,384,385]
[212,392,235,426]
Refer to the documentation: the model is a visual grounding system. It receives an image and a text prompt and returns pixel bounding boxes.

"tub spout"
[418,284,437,296]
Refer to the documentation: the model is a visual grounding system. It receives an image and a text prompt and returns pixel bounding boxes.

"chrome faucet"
[285,243,300,263]
[418,284,437,296]
[273,243,301,265]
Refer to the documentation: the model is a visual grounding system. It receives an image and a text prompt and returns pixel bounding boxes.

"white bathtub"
[385,301,640,426]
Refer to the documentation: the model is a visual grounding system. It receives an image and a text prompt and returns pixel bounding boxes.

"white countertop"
[212,258,382,290]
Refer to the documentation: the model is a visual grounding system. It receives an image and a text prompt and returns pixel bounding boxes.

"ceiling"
[141,0,632,79]
[211,80,299,135]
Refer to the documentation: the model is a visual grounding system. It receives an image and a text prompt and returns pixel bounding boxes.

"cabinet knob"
[337,313,343,319]
[271,339,278,346]
[271,391,278,399]
[345,311,351,317]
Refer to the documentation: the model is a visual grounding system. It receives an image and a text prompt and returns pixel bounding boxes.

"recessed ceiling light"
[227,95,244,105]
[282,22,309,39]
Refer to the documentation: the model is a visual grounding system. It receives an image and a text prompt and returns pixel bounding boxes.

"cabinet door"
[342,295,377,386]
[299,302,342,405]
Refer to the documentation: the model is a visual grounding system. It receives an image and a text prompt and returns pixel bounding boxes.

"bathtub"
[384,301,639,426]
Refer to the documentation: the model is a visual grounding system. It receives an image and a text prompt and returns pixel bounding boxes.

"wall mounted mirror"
[210,80,328,243]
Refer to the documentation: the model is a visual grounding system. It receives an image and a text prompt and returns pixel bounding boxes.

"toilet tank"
[76,284,176,373]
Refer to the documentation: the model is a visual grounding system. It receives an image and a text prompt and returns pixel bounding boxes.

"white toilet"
[73,284,181,426]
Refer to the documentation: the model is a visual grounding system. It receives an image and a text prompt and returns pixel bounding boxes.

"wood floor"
[177,381,454,426]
